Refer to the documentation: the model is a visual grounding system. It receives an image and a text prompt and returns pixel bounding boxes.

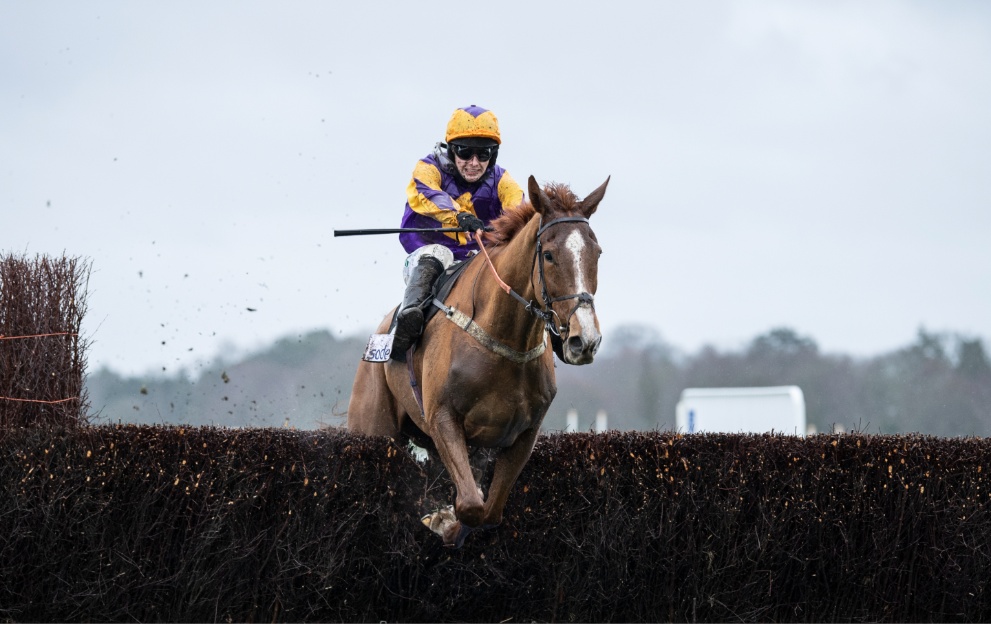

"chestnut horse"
[347,175,608,547]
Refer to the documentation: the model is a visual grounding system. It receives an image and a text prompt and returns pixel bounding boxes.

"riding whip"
[333,226,491,237]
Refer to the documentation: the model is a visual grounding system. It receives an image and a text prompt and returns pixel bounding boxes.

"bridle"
[476,215,596,349]
[534,216,596,344]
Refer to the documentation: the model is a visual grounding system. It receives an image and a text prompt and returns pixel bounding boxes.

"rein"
[473,215,594,347]
[475,228,553,326]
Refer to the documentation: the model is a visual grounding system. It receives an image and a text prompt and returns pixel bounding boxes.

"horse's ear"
[580,176,610,217]
[528,175,551,216]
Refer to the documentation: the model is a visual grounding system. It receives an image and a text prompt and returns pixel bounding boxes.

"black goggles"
[451,143,497,162]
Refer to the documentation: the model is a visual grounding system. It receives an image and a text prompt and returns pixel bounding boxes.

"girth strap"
[433,298,547,364]
[406,344,427,423]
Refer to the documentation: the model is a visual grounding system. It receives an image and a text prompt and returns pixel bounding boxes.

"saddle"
[426,255,476,326]
[360,256,477,363]
[387,255,475,332]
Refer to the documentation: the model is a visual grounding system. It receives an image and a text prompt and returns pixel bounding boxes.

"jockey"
[391,105,525,361]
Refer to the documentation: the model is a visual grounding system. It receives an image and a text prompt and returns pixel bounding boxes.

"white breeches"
[403,244,456,284]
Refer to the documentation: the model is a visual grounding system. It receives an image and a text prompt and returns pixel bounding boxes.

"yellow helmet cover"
[445,105,502,144]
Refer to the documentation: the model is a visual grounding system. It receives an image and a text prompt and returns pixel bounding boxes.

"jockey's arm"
[406,161,479,245]
[496,170,525,212]
[406,161,464,228]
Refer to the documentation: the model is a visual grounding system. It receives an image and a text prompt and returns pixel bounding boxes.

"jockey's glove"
[456,212,485,233]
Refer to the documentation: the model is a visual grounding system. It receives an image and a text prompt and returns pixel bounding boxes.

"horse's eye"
[543,252,554,263]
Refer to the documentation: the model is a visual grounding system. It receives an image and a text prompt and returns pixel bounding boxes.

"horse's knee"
[455,493,485,528]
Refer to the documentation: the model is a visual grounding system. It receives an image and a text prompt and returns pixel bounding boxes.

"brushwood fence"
[1,425,989,622]
[0,253,90,428]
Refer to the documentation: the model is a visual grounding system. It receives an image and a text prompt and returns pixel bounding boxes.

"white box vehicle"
[675,386,806,435]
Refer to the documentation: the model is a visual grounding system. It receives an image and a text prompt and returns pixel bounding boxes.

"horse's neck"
[477,216,542,340]
[491,215,540,297]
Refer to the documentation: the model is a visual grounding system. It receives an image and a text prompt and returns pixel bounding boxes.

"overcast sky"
[4,1,990,377]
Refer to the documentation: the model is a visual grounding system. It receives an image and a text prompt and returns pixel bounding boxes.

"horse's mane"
[482,183,581,247]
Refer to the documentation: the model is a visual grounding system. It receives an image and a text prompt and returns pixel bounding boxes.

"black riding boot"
[391,255,444,362]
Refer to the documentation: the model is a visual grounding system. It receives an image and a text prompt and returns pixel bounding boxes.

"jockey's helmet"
[445,105,501,147]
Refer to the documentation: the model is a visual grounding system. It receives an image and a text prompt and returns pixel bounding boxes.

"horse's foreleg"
[427,406,485,533]
[482,424,540,527]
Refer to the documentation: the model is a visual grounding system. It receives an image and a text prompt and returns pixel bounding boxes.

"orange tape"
[0,396,79,404]
[0,332,75,340]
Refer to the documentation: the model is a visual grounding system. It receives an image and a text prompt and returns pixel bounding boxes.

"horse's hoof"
[421,505,458,537]
[421,506,475,548]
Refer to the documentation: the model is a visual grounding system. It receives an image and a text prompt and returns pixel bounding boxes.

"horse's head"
[528,175,609,365]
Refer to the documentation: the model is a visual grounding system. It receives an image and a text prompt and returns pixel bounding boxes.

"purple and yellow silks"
[399,145,524,260]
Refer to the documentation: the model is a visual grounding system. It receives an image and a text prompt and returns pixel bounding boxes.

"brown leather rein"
[475,215,594,345]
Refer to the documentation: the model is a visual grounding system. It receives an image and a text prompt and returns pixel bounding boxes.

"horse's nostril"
[567,336,584,353]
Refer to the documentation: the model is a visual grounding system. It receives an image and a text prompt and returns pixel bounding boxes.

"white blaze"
[564,230,597,342]
[565,230,587,293]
